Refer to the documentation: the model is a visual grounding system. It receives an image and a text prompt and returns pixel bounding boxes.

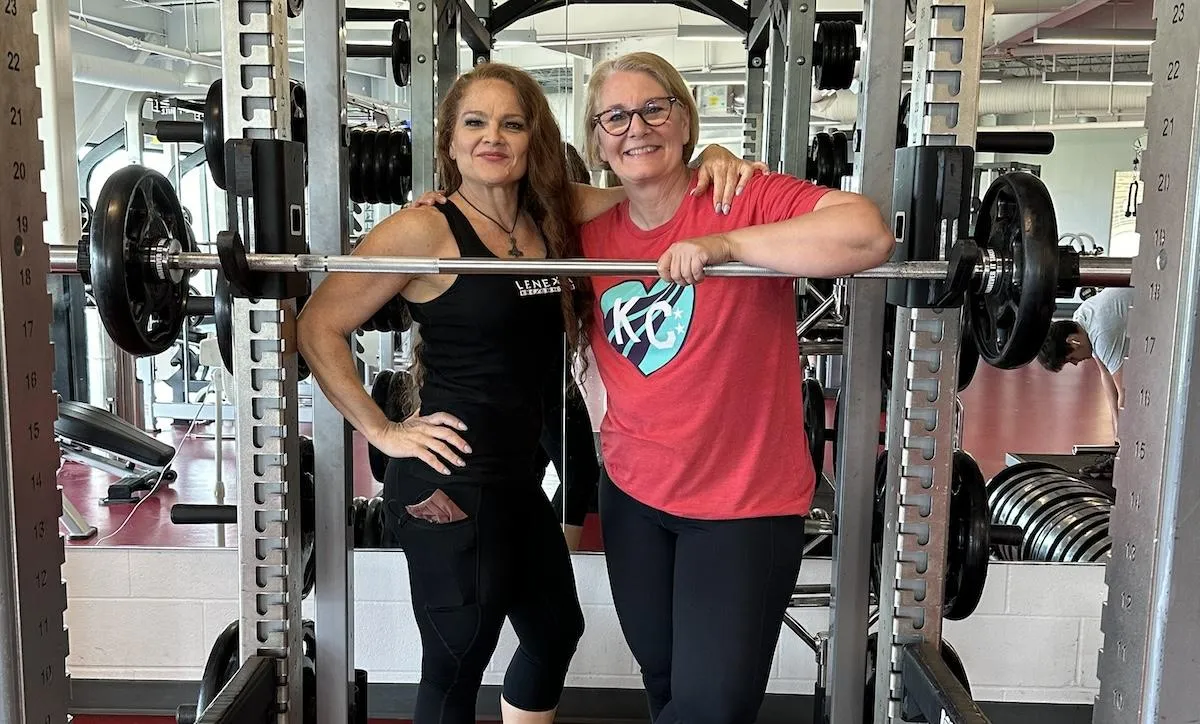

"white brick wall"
[62,548,1107,704]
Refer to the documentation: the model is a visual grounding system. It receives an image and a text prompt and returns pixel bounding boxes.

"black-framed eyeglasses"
[592,97,678,136]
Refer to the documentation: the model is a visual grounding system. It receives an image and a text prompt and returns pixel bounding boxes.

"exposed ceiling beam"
[990,0,1115,50]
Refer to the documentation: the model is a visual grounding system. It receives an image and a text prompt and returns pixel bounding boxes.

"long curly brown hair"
[429,63,592,376]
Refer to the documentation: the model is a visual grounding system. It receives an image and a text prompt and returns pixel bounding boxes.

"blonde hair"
[583,52,700,171]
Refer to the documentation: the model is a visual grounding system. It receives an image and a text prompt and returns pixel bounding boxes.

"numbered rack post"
[0,3,72,723]
[824,1,905,723]
[219,0,306,719]
[1094,3,1200,722]
[874,1,985,722]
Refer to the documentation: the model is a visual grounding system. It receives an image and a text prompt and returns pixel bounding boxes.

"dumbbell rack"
[0,3,73,723]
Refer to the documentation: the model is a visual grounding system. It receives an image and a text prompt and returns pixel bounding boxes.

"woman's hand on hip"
[371,412,471,475]
[656,234,733,286]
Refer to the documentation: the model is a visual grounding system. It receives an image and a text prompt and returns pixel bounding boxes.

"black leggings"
[384,469,585,724]
[599,475,806,724]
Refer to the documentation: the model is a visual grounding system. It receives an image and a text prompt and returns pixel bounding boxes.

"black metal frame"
[194,656,278,724]
[899,643,991,724]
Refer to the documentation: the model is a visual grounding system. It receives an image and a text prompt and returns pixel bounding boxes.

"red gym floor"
[58,359,1114,550]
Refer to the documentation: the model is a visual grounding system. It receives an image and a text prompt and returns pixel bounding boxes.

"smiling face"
[591,71,691,185]
[447,78,530,188]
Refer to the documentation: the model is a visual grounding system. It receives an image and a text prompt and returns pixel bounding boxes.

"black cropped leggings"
[383,469,585,724]
[599,475,806,724]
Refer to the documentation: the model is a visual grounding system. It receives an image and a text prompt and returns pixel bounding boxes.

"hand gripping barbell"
[54,164,1130,369]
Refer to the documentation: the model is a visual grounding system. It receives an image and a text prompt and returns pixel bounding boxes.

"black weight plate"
[302,619,316,662]
[287,0,303,17]
[214,274,233,374]
[352,496,369,547]
[90,165,192,356]
[807,132,837,187]
[348,128,364,203]
[1033,505,1109,564]
[896,92,911,148]
[869,449,888,601]
[391,20,412,87]
[944,449,989,620]
[362,129,380,205]
[959,317,979,391]
[941,640,971,696]
[203,80,226,190]
[197,619,239,714]
[389,128,407,204]
[985,462,1060,523]
[398,128,413,202]
[301,471,316,598]
[362,497,384,547]
[372,129,391,207]
[882,302,897,390]
[368,370,394,482]
[1019,489,1104,561]
[830,130,851,184]
[299,435,314,479]
[802,378,825,479]
[968,172,1060,369]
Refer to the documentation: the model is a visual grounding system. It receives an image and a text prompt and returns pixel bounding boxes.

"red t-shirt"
[581,171,831,520]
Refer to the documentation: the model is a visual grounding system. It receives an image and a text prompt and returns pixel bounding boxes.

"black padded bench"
[56,400,177,507]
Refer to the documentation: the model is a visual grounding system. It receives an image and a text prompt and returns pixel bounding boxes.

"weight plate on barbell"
[968,172,1060,369]
[90,165,194,356]
[348,128,364,203]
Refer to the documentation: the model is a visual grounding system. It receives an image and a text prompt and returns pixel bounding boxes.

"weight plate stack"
[814,20,858,90]
[348,126,413,205]
[986,462,1113,563]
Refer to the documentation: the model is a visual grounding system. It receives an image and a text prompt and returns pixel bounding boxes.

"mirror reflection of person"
[1038,287,1135,444]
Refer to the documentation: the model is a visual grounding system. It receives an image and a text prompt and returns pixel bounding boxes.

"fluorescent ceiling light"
[1033,28,1155,46]
[1042,70,1152,86]
[677,24,744,42]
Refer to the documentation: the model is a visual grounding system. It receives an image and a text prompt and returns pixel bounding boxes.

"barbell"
[58,163,1131,369]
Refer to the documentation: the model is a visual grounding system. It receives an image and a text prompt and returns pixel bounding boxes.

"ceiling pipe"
[812,78,1149,123]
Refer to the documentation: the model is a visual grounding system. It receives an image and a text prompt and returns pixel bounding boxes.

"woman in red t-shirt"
[573,51,894,723]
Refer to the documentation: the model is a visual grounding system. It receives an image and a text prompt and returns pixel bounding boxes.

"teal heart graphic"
[599,280,695,376]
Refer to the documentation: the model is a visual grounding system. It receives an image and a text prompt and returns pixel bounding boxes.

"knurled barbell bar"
[54,164,1131,368]
[346,20,412,87]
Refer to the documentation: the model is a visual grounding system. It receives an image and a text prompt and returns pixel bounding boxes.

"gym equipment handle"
[185,296,215,317]
[46,244,1134,286]
[171,504,236,525]
[990,524,1024,548]
[977,131,1055,155]
[154,120,204,144]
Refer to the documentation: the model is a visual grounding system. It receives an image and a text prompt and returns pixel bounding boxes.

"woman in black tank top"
[298,63,760,724]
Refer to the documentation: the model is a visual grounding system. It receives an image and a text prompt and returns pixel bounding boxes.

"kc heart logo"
[599,280,694,376]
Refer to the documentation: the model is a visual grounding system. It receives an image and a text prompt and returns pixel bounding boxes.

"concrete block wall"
[61,547,1106,704]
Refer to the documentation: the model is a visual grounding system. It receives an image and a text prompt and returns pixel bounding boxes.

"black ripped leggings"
[383,468,585,724]
[599,475,806,724]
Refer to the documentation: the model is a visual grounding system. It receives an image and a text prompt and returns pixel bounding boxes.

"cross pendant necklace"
[457,191,523,258]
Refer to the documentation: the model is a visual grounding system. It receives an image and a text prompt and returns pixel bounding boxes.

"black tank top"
[399,201,565,484]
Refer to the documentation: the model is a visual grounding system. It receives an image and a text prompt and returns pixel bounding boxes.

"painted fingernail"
[723,204,731,214]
